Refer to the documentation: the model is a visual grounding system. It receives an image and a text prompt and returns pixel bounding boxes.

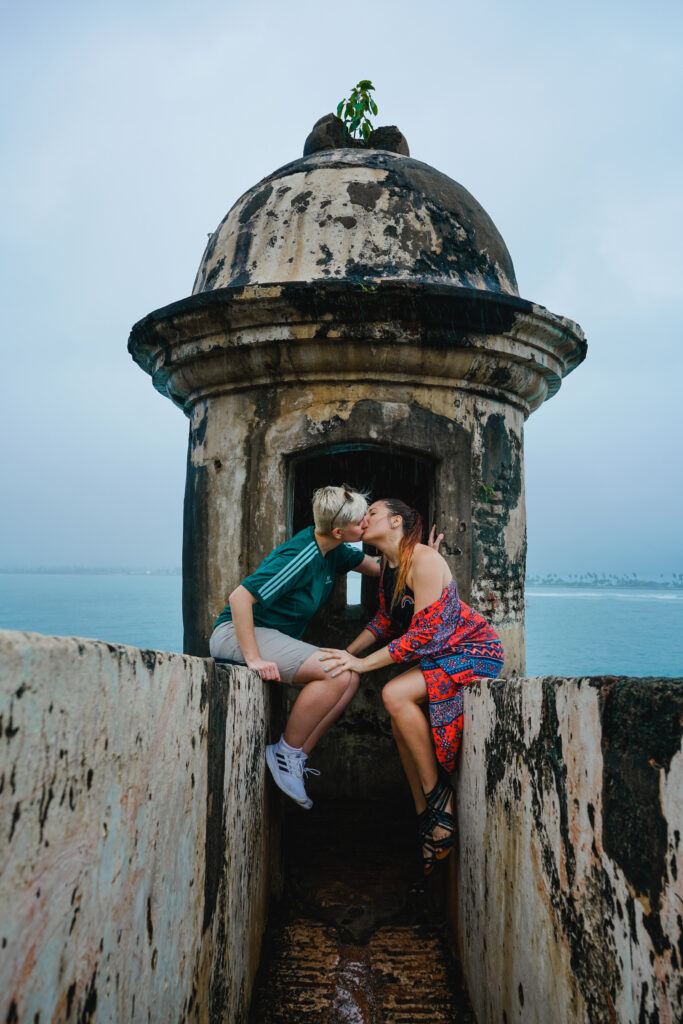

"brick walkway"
[249,800,476,1024]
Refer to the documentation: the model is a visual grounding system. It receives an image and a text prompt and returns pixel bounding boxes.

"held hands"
[318,649,364,678]
[246,657,281,682]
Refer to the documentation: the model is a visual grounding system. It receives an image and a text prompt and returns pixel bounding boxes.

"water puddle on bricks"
[249,800,475,1024]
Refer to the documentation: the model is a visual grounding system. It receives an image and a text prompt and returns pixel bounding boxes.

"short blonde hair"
[312,485,368,535]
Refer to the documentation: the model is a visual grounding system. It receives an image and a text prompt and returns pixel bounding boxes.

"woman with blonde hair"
[210,484,377,810]
[320,498,504,873]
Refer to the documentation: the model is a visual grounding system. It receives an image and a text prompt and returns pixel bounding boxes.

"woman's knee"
[382,681,403,716]
[328,669,354,699]
[345,670,360,696]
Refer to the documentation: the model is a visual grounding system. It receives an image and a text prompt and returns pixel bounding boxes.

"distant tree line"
[525,572,683,589]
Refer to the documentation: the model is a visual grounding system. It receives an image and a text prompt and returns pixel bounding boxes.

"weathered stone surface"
[0,630,272,1024]
[129,141,586,778]
[4,632,677,1021]
[249,801,475,1022]
[192,149,518,294]
[303,113,349,155]
[129,281,583,679]
[303,114,410,157]
[129,283,585,415]
[368,124,410,155]
[454,675,683,1024]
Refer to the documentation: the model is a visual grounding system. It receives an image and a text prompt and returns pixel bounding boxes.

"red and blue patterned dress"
[366,567,504,773]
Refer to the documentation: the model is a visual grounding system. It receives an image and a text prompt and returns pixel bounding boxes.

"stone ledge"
[0,630,272,1024]
[456,675,683,1024]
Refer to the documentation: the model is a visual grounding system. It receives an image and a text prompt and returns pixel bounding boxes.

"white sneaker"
[266,744,319,809]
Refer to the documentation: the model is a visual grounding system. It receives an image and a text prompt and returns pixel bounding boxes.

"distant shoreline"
[1,568,681,589]
[526,577,683,590]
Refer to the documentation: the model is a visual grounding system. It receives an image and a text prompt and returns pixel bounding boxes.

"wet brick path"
[249,801,476,1023]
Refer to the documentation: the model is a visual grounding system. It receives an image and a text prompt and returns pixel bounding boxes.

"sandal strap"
[421,831,437,874]
[431,805,455,831]
[424,780,454,827]
[424,778,451,811]
[417,807,436,874]
[423,779,455,860]
[430,832,454,854]
[419,783,456,874]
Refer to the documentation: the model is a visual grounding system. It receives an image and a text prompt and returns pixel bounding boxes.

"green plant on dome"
[336,80,378,142]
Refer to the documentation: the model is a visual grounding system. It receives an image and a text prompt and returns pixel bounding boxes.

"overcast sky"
[2,0,681,576]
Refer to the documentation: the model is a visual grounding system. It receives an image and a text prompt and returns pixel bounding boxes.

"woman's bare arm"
[320,549,449,676]
[318,640,395,676]
[346,628,377,655]
[354,554,381,577]
[228,585,281,681]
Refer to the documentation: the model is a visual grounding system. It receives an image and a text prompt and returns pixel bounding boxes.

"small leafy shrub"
[337,80,378,142]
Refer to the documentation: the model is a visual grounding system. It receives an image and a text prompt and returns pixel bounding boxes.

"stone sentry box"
[129,123,585,791]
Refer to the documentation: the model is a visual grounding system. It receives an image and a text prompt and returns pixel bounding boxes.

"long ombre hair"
[382,499,423,610]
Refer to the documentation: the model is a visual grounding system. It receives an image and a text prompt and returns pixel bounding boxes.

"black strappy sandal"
[423,778,455,863]
[417,806,437,876]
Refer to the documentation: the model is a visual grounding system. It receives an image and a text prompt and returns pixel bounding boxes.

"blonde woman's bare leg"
[293,655,359,753]
[282,653,359,751]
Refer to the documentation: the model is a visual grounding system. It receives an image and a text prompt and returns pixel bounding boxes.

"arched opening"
[289,443,435,636]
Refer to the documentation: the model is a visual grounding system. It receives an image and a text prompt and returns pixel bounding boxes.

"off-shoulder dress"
[366,567,504,772]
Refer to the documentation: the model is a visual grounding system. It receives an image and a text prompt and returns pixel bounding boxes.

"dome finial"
[304,114,409,157]
[305,80,408,156]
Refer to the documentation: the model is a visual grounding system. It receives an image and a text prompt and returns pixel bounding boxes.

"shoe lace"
[278,750,321,780]
[279,751,305,778]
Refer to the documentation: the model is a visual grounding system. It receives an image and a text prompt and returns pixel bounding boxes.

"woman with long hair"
[320,498,504,873]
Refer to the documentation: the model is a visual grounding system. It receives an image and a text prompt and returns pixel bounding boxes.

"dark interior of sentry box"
[290,444,435,632]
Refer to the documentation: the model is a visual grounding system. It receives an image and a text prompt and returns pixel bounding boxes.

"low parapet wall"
[0,630,272,1024]
[455,675,683,1024]
[3,635,681,1024]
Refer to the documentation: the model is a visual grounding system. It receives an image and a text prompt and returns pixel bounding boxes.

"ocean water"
[525,587,683,677]
[0,573,184,654]
[1,575,682,678]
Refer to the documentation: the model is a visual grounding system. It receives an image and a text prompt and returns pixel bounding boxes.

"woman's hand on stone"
[246,657,281,681]
[428,524,444,551]
[318,649,364,677]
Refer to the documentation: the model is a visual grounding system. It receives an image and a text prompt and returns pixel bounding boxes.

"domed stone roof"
[193,148,518,296]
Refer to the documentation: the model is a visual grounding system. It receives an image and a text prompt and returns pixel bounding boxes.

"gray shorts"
[209,620,319,683]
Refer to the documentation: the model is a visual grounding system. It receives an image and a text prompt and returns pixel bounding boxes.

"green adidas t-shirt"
[214,526,365,639]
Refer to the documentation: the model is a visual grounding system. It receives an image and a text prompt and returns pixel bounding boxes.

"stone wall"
[0,631,273,1024]
[4,634,680,1023]
[182,375,527,674]
[453,676,683,1024]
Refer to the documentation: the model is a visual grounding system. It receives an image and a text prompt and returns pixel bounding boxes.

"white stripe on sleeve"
[257,543,318,601]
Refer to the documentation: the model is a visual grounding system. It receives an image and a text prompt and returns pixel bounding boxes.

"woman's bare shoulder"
[413,543,442,563]
[411,545,448,576]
